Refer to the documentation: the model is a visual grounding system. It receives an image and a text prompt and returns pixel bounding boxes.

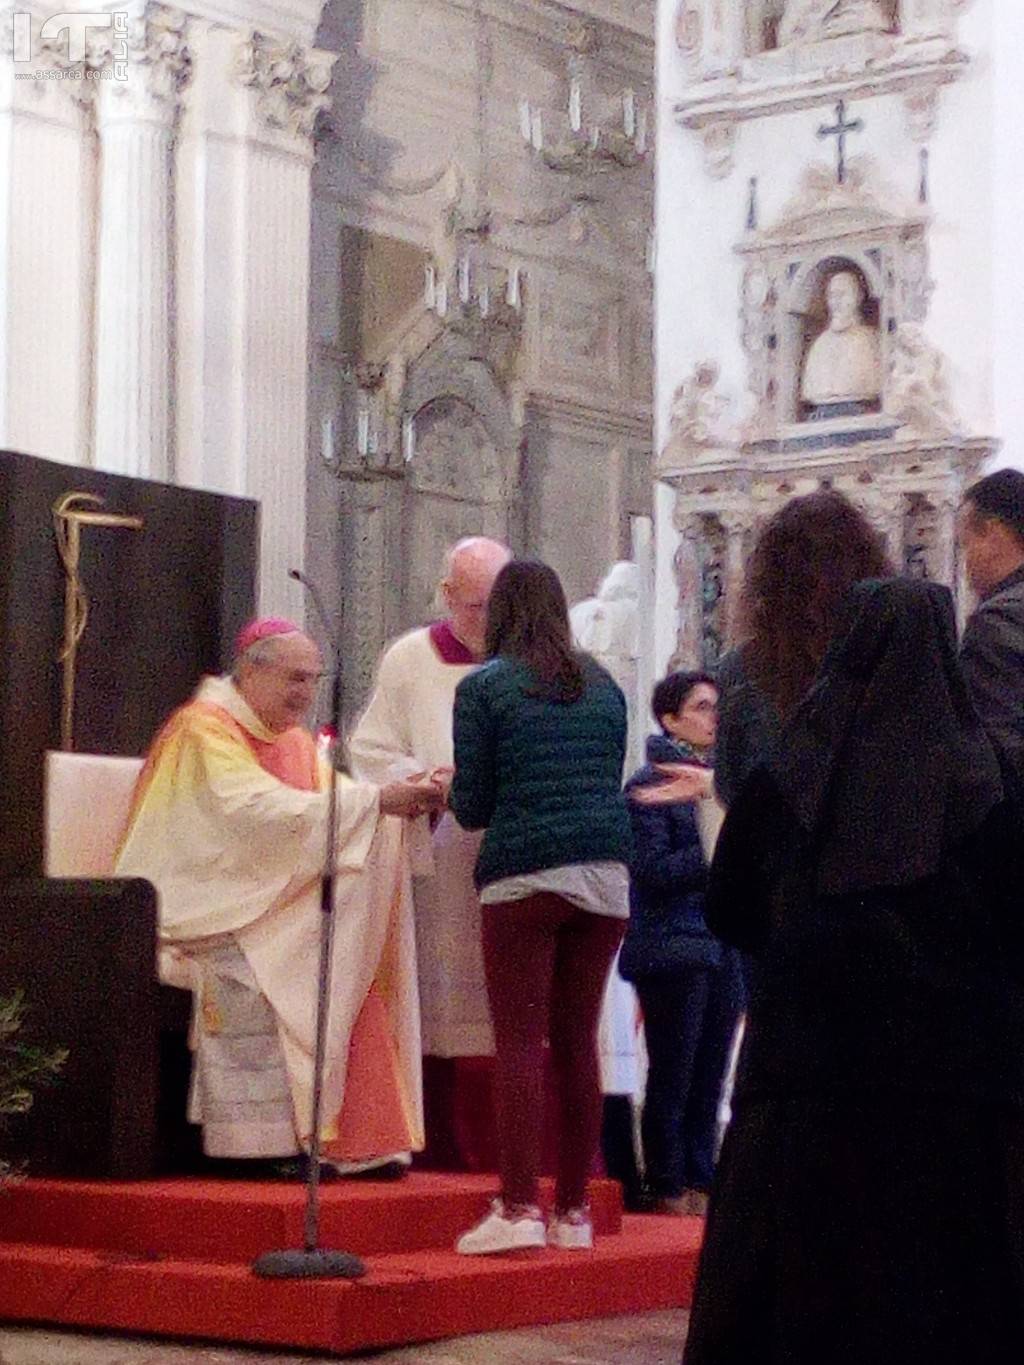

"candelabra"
[320,251,524,479]
[519,77,648,173]
[423,255,523,321]
[320,362,404,478]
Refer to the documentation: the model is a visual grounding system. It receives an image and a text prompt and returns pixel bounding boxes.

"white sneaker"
[547,1207,594,1250]
[455,1199,546,1255]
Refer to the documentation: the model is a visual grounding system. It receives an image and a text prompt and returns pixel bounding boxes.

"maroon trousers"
[481,892,625,1213]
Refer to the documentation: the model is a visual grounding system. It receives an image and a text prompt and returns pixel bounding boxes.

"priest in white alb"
[349,536,511,1165]
[115,618,442,1176]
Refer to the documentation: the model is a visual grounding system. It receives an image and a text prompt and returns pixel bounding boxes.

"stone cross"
[817,100,864,185]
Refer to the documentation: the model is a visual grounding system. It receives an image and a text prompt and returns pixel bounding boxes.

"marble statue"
[659,360,733,469]
[801,270,882,410]
[571,563,640,684]
[571,561,645,1114]
[779,0,891,46]
[571,560,642,767]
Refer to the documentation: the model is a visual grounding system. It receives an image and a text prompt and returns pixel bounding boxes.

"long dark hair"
[741,489,892,717]
[484,559,586,702]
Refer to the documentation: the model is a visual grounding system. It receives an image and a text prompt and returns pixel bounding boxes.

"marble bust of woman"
[801,271,882,411]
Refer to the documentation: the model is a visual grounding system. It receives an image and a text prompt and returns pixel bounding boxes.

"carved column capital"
[718,507,749,539]
[671,502,705,538]
[0,3,96,109]
[234,31,335,141]
[132,5,191,105]
[88,5,192,123]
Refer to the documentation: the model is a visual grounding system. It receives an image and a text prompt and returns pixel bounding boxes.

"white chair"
[44,750,143,877]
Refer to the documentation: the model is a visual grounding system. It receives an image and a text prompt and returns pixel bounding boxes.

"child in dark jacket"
[621,671,744,1215]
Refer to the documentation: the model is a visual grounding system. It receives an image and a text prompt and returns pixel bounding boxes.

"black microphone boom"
[252,568,363,1281]
[288,567,344,758]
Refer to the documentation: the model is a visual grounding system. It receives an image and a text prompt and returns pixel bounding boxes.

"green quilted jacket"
[450,655,631,889]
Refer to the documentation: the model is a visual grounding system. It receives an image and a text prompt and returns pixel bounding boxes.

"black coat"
[708,767,1024,1109]
[961,563,1024,807]
[713,646,780,809]
[619,734,721,980]
[684,580,1024,1365]
[708,579,1023,1108]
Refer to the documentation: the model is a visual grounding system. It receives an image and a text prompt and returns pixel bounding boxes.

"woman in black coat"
[620,671,744,1215]
[682,577,1024,1365]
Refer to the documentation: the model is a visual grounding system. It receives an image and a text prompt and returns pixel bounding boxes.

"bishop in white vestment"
[115,619,440,1168]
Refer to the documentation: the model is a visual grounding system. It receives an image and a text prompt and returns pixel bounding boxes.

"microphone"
[289,567,344,769]
[253,571,362,1281]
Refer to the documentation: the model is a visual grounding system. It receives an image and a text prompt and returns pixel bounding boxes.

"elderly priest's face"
[239,633,323,734]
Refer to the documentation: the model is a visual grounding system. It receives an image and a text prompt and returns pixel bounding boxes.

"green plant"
[0,989,67,1187]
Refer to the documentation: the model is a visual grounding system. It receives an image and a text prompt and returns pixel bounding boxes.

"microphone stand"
[253,569,364,1280]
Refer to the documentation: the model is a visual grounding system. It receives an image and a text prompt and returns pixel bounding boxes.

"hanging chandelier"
[517,22,648,174]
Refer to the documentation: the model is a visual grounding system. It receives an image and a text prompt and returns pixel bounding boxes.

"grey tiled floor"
[0,1312,687,1364]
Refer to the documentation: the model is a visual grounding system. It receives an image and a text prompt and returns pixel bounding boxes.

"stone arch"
[398,328,522,626]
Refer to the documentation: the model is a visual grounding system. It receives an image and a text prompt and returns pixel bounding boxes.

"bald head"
[441,537,511,658]
[234,630,322,733]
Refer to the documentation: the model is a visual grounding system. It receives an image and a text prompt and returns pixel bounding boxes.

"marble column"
[670,502,704,669]
[933,489,958,589]
[720,508,748,650]
[0,5,94,467]
[175,24,335,618]
[92,5,190,482]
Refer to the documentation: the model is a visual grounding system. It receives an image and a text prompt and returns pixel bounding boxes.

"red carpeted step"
[0,1216,701,1356]
[1,1173,622,1262]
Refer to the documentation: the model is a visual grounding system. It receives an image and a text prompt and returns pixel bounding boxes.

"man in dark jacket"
[959,469,1024,805]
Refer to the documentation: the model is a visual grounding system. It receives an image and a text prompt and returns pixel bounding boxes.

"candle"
[506,265,521,310]
[424,263,436,310]
[436,280,449,317]
[357,408,369,458]
[569,77,582,133]
[519,99,532,143]
[623,89,636,139]
[531,109,543,151]
[403,416,415,463]
[458,255,470,304]
[479,283,490,318]
[320,415,334,464]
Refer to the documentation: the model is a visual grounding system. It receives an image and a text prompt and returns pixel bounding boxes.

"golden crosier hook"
[52,492,144,751]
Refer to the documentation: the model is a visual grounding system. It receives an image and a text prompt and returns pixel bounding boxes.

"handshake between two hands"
[631,763,714,806]
[379,765,455,820]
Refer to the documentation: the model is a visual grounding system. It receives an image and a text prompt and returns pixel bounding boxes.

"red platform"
[0,1173,702,1355]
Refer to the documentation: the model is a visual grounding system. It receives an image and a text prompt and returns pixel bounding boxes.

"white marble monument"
[655,0,1020,672]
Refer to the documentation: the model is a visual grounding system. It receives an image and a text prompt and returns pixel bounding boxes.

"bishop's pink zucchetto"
[235,617,302,657]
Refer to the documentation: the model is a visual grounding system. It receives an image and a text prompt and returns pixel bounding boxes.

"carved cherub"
[666,361,732,453]
[886,323,958,438]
